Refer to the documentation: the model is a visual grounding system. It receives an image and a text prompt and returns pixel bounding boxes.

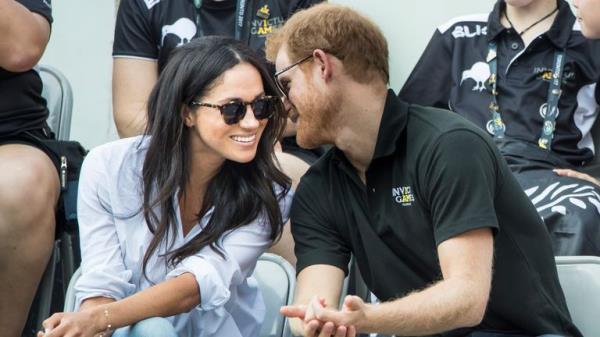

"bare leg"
[268,151,310,267]
[0,144,59,337]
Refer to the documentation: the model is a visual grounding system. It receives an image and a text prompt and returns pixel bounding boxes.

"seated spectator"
[111,0,323,266]
[267,3,580,337]
[38,37,292,337]
[0,1,58,336]
[574,0,600,38]
[399,0,600,256]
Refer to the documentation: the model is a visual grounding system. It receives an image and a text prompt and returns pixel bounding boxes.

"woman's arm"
[40,273,199,337]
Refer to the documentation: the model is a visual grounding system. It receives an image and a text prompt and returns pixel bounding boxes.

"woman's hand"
[554,168,600,187]
[37,309,105,337]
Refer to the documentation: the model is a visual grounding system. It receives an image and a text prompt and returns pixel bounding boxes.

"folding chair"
[555,256,600,337]
[23,64,77,336]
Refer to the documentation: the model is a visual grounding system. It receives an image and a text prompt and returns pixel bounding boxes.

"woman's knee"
[129,317,178,337]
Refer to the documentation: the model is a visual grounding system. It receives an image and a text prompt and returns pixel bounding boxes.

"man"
[266,3,580,337]
[398,0,600,256]
[574,0,600,38]
[0,1,59,336]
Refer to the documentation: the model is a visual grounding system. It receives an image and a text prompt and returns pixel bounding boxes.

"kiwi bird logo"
[461,62,491,92]
[161,18,197,47]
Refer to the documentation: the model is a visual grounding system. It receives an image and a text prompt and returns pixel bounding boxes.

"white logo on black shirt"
[452,25,487,39]
[392,186,415,206]
[461,62,490,92]
[144,0,161,10]
[161,18,197,47]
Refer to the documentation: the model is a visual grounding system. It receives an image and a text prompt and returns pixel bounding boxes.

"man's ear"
[312,49,333,81]
[182,106,194,127]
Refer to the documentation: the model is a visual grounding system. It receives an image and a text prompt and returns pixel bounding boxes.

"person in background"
[399,0,600,256]
[38,36,291,337]
[266,3,580,337]
[574,0,600,38]
[0,1,59,336]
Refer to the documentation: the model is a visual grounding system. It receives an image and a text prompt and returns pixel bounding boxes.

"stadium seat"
[24,64,77,336]
[555,256,600,337]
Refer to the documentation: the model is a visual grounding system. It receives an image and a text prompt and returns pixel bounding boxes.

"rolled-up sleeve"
[167,185,293,311]
[74,148,136,308]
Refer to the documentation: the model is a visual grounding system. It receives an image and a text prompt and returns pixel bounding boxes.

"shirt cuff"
[74,268,135,310]
[166,256,231,311]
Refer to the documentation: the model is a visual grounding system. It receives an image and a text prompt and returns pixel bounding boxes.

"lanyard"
[486,41,565,150]
[193,0,247,41]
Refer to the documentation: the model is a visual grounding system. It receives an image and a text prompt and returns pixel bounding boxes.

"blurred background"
[41,0,499,149]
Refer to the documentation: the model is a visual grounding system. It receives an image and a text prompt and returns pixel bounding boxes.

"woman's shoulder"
[86,136,150,167]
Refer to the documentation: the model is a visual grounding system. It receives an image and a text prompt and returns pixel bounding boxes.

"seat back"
[590,115,600,166]
[555,256,600,336]
[253,253,296,337]
[38,64,73,140]
[64,254,297,337]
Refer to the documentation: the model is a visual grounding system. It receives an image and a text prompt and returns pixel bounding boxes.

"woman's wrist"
[86,305,112,336]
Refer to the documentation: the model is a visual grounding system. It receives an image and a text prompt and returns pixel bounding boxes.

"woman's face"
[574,0,600,38]
[185,62,270,164]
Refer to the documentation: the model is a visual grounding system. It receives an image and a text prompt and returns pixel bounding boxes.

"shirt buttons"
[371,188,376,193]
[511,42,520,50]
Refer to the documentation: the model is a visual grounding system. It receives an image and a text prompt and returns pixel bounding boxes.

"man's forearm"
[361,277,487,336]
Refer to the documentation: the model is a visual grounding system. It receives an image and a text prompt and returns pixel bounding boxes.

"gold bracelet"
[98,307,112,337]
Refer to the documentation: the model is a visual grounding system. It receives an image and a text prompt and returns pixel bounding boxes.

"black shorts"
[0,127,61,174]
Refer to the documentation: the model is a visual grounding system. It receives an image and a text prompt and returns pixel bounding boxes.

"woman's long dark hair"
[141,36,290,278]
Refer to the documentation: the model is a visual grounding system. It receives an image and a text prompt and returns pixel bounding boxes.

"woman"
[400,0,600,256]
[39,36,291,337]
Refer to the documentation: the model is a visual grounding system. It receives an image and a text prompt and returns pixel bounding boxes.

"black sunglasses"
[274,55,313,99]
[190,96,280,125]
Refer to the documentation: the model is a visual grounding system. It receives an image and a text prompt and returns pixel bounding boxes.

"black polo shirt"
[113,0,322,72]
[0,0,52,137]
[291,90,581,336]
[399,0,600,167]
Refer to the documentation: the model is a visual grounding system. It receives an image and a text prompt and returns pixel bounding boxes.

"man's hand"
[311,295,364,334]
[554,168,600,187]
[281,297,356,337]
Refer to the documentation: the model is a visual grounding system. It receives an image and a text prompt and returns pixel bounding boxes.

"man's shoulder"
[406,103,487,137]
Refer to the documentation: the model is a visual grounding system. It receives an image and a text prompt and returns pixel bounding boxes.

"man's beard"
[293,86,338,149]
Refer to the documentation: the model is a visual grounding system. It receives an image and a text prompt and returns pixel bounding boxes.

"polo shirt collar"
[372,89,408,160]
[331,89,408,166]
[486,0,574,49]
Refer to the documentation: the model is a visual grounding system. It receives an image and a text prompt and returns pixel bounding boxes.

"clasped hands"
[280,295,370,337]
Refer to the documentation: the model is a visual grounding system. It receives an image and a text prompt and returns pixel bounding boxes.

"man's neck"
[502,0,558,44]
[505,0,557,22]
[333,81,388,179]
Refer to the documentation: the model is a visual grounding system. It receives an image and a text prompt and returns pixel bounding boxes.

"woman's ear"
[182,106,195,127]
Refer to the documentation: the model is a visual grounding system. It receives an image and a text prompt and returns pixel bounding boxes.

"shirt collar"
[372,89,409,159]
[486,0,574,49]
[331,89,408,165]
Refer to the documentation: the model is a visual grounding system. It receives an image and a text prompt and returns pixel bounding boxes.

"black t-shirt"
[0,0,52,137]
[291,90,581,337]
[399,0,600,167]
[113,0,322,72]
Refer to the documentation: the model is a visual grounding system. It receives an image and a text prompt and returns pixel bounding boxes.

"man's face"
[574,0,600,38]
[274,47,338,149]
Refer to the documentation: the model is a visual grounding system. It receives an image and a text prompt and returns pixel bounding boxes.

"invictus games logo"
[392,186,415,206]
[251,5,284,36]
